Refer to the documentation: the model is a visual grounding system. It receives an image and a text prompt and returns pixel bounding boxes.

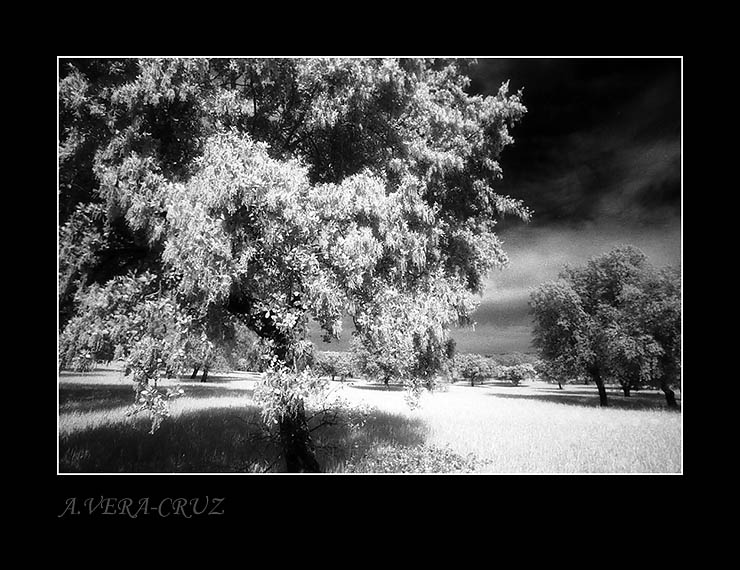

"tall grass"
[58,371,681,473]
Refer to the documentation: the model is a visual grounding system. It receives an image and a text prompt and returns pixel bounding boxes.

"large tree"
[530,246,681,408]
[59,57,530,471]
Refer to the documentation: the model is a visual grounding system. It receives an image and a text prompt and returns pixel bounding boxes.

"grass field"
[58,366,681,474]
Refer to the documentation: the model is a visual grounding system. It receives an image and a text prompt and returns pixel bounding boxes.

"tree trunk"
[274,336,321,472]
[384,376,389,389]
[190,367,200,380]
[592,369,608,407]
[622,382,631,397]
[660,377,679,409]
[201,367,209,383]
[227,291,322,472]
[557,381,563,390]
[279,401,321,473]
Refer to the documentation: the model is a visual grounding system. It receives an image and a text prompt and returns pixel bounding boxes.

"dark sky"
[468,57,681,228]
[316,57,682,354]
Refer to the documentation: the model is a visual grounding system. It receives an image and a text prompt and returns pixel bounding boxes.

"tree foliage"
[59,58,530,470]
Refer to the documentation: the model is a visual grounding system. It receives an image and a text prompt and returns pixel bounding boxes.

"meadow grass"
[58,368,681,474]
[413,387,681,473]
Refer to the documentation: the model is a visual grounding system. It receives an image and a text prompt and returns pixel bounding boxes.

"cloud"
[593,138,681,222]
[496,124,681,226]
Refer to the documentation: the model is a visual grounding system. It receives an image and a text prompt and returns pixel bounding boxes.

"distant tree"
[59,57,530,471]
[498,363,536,386]
[455,353,498,386]
[530,246,680,408]
[533,359,564,389]
[313,351,355,382]
[220,323,264,372]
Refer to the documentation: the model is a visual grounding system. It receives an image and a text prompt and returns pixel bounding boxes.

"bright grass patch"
[415,388,681,473]
[58,368,681,473]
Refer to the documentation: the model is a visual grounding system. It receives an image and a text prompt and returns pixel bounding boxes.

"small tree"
[183,330,215,382]
[455,353,498,386]
[499,363,536,386]
[313,351,355,382]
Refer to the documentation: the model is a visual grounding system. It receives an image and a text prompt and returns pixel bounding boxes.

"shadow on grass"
[490,388,680,411]
[177,371,262,384]
[311,409,427,472]
[59,383,137,413]
[451,380,522,389]
[59,382,255,414]
[485,380,531,388]
[349,383,407,392]
[59,403,270,473]
[169,384,255,400]
[59,400,427,473]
